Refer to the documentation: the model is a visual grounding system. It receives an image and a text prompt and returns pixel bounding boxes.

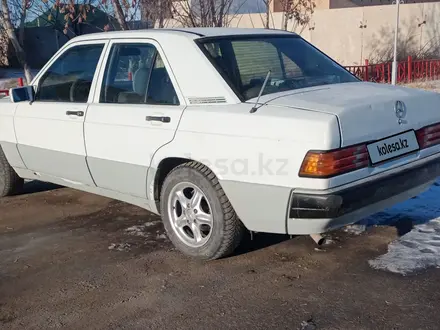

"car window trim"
[99,43,157,103]
[31,39,109,89]
[101,44,120,103]
[95,39,182,106]
[196,38,246,102]
[144,50,158,104]
[34,43,107,104]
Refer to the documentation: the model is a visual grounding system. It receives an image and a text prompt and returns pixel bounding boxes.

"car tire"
[160,161,244,260]
[0,146,24,197]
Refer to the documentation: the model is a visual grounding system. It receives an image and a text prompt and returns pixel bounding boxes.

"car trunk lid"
[258,82,440,147]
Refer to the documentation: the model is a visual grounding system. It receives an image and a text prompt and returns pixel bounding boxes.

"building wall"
[274,0,438,10]
[346,0,439,7]
[164,2,440,65]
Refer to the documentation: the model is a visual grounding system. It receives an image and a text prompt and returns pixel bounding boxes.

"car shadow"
[233,232,291,256]
[19,180,61,195]
[352,179,440,237]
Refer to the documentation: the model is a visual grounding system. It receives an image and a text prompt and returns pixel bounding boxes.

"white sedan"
[1,28,440,259]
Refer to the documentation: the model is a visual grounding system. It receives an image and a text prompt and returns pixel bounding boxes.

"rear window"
[198,35,359,101]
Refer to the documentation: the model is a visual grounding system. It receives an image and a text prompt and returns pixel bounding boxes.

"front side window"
[36,44,104,103]
[100,43,179,105]
[199,36,359,101]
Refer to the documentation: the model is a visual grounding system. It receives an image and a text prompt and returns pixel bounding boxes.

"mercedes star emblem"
[395,100,406,124]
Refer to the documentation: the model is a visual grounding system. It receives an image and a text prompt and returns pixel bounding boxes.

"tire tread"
[162,161,244,260]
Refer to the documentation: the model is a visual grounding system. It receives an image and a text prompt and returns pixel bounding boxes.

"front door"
[85,39,186,198]
[14,41,108,185]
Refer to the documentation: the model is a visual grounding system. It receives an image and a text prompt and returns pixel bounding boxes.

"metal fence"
[345,57,440,84]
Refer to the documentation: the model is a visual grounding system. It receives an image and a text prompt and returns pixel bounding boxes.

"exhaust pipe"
[310,233,326,246]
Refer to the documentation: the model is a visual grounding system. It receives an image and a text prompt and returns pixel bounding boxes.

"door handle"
[66,110,84,117]
[146,116,171,123]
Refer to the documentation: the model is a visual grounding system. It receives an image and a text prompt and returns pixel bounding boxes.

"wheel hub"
[167,182,214,248]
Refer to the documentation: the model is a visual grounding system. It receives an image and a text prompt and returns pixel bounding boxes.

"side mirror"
[10,86,35,103]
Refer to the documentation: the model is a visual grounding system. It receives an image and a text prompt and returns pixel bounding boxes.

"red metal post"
[364,59,369,81]
[430,60,432,80]
[18,77,24,87]
[386,63,390,83]
[407,56,412,83]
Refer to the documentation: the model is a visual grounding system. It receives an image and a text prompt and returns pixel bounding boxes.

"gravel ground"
[1,182,440,330]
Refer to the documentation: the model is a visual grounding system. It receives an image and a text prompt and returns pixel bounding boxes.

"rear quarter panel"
[150,103,340,233]
[151,103,340,189]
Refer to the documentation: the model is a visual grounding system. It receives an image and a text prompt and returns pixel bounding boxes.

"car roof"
[70,27,296,42]
[169,27,296,37]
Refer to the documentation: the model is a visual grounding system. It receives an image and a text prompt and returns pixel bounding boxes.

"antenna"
[250,70,271,113]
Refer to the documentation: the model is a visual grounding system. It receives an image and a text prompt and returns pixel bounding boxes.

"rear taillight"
[416,123,440,149]
[299,144,369,178]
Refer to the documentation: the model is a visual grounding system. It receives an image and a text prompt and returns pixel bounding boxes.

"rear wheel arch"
[153,157,225,204]
[153,157,192,206]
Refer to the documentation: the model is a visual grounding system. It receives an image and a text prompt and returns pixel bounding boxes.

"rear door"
[85,39,186,198]
[14,40,108,185]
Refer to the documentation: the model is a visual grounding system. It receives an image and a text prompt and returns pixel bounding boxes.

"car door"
[85,39,186,198]
[14,40,108,186]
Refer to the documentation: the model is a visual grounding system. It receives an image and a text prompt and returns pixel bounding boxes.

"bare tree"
[0,27,8,66]
[111,0,129,30]
[0,0,33,83]
[23,0,136,35]
[263,0,271,28]
[280,0,314,32]
[171,0,240,27]
[140,0,171,28]
[17,0,29,44]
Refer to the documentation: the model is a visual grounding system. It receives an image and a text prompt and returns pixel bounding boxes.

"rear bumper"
[289,156,440,219]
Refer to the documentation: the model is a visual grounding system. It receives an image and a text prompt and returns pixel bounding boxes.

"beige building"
[163,1,440,66]
[284,0,440,10]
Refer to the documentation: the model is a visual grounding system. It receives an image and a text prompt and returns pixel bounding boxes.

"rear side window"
[100,43,179,105]
[36,44,104,103]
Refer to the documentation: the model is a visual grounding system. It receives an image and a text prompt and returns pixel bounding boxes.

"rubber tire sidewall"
[0,146,23,197]
[160,166,228,260]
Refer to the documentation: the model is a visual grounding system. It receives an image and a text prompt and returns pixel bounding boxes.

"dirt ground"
[1,182,440,330]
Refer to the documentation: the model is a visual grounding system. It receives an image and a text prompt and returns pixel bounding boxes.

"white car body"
[1,28,440,246]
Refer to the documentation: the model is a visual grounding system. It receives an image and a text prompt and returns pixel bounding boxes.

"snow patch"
[300,318,317,330]
[108,243,131,252]
[367,179,440,275]
[124,221,160,237]
[156,233,168,240]
[369,219,440,275]
[343,224,367,235]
